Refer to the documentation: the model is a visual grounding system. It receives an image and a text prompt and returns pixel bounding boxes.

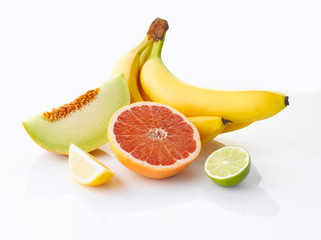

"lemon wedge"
[68,144,114,186]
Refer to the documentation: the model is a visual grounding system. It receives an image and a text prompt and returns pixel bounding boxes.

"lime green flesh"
[23,73,130,154]
[204,146,250,186]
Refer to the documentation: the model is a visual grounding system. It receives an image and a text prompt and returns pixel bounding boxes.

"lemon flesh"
[68,144,114,186]
[204,146,250,186]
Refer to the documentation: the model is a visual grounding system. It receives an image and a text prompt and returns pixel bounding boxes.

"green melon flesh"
[23,73,130,155]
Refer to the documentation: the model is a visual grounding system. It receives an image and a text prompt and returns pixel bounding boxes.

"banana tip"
[222,118,232,125]
[285,96,289,106]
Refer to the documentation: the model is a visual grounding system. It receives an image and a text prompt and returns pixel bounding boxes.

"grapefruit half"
[108,102,201,179]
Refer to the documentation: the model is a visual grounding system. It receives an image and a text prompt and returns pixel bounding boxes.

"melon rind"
[23,73,130,155]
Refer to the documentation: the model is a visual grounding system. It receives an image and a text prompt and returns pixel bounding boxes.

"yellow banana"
[111,18,170,103]
[139,41,153,70]
[111,36,153,102]
[135,66,254,134]
[112,18,270,141]
[137,42,154,102]
[140,20,289,124]
[188,116,227,144]
[221,122,253,133]
[137,80,249,137]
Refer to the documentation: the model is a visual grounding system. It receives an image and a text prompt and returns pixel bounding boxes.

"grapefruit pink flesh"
[108,102,201,178]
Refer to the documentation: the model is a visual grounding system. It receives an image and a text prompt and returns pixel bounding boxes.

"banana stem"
[149,38,164,58]
[147,17,169,41]
[146,17,168,58]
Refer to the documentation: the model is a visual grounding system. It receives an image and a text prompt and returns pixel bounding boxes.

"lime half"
[204,146,250,186]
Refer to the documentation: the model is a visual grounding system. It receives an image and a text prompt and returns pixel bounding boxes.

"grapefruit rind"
[108,102,201,179]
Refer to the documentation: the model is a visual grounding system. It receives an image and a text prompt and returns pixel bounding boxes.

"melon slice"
[23,73,130,155]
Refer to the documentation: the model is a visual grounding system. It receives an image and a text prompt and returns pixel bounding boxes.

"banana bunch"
[111,18,289,144]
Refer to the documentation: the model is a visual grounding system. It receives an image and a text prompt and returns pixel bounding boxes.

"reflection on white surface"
[27,153,70,195]
[26,140,279,220]
[201,166,279,216]
[191,141,279,217]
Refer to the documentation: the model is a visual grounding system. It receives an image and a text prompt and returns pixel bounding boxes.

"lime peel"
[204,146,251,186]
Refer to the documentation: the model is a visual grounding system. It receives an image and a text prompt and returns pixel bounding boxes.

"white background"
[1,1,321,239]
